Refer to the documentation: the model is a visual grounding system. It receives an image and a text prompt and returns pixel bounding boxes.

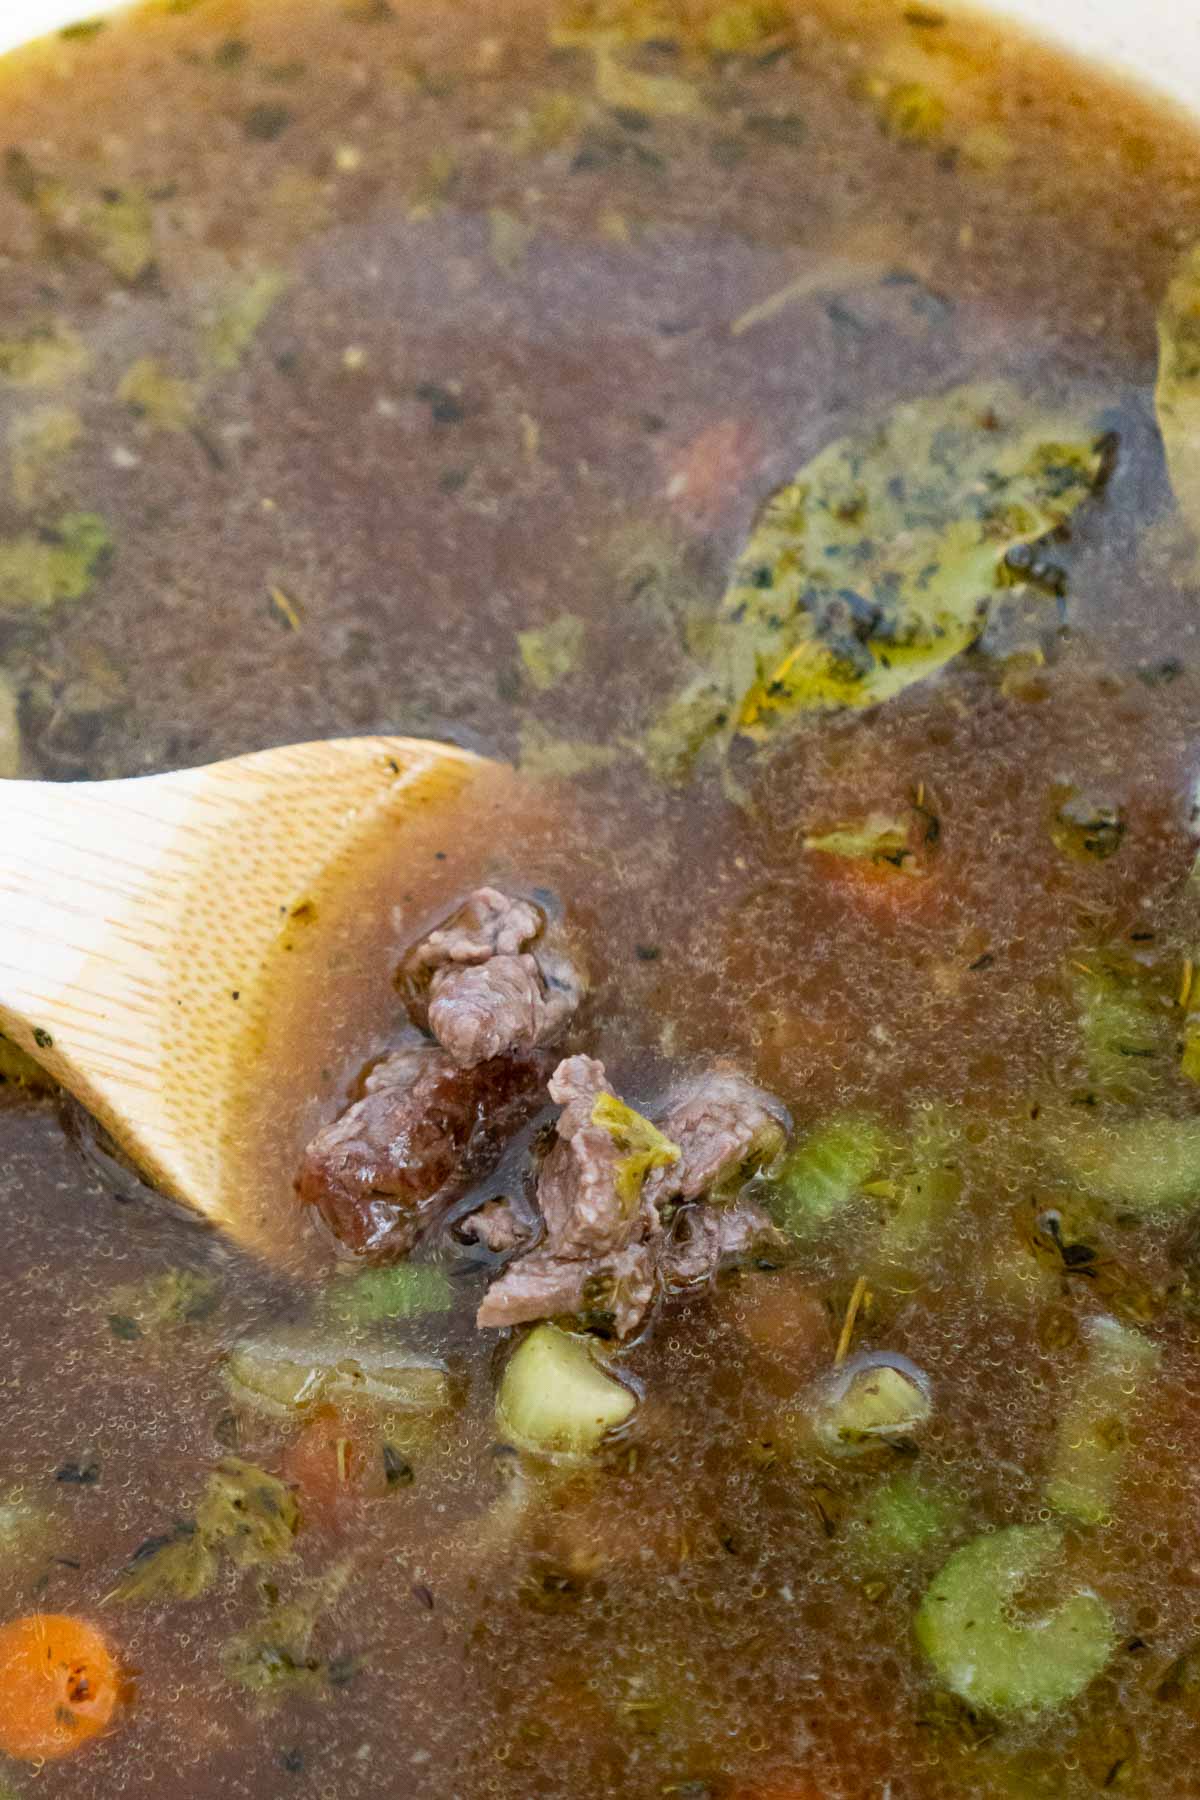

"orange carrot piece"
[0,1613,121,1760]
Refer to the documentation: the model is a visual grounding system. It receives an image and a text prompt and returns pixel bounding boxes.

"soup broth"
[1,0,1200,1795]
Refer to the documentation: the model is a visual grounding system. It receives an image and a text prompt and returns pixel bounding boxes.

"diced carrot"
[0,1613,121,1760]
[280,1407,376,1527]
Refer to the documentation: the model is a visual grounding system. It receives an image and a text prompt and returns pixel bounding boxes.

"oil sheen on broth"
[1,0,1200,1796]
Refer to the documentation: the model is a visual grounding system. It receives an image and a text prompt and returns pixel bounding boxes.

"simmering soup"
[2,1,1200,1795]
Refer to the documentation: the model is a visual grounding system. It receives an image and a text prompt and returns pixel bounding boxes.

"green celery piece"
[1046,1315,1159,1524]
[224,1334,450,1419]
[203,270,290,370]
[850,1471,964,1568]
[647,380,1108,775]
[915,1524,1116,1713]
[1052,1113,1200,1214]
[814,1360,931,1451]
[0,511,112,610]
[876,1105,963,1261]
[771,1114,890,1235]
[321,1264,454,1325]
[803,814,911,865]
[1073,962,1171,1104]
[517,613,585,691]
[496,1323,635,1458]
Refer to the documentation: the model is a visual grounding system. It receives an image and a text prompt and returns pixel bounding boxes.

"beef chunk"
[400,887,583,1069]
[660,1198,786,1290]
[457,1197,530,1255]
[297,1045,547,1258]
[429,955,570,1069]
[535,1056,635,1257]
[407,888,543,967]
[477,1059,791,1335]
[643,1069,789,1207]
[475,1241,657,1337]
[476,1055,663,1338]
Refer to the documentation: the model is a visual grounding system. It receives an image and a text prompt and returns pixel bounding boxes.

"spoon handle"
[0,737,481,1237]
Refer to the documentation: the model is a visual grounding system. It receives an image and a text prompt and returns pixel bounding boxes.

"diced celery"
[771,1115,890,1235]
[812,1352,932,1453]
[849,1472,964,1568]
[320,1264,454,1326]
[876,1106,963,1261]
[1046,1315,1159,1524]
[1052,1113,1200,1214]
[495,1323,636,1458]
[224,1333,450,1418]
[915,1525,1116,1713]
[1073,962,1171,1104]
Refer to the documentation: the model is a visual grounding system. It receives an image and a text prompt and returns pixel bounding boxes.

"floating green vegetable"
[701,0,790,54]
[1071,952,1171,1104]
[1155,244,1200,541]
[849,1470,964,1568]
[1051,1113,1200,1215]
[80,189,156,282]
[811,1352,932,1453]
[517,720,621,780]
[117,357,197,432]
[105,1268,219,1341]
[0,324,90,388]
[224,1333,451,1419]
[648,382,1110,776]
[508,92,585,156]
[517,613,586,691]
[116,1459,299,1603]
[771,1114,890,1235]
[6,153,156,282]
[0,512,112,611]
[0,1490,54,1578]
[593,49,700,117]
[915,1524,1116,1713]
[496,1323,636,1457]
[222,1562,352,1698]
[488,207,534,276]
[319,1264,454,1326]
[591,1093,680,1209]
[802,814,913,868]
[874,79,946,142]
[203,270,290,370]
[10,406,82,509]
[876,1108,962,1262]
[1046,1315,1159,1524]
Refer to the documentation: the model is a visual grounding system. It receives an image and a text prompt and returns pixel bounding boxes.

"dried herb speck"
[244,104,294,142]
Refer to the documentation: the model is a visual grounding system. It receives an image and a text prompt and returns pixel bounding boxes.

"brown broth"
[1,1,1200,1795]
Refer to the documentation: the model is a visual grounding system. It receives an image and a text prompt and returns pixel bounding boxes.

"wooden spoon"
[0,736,492,1255]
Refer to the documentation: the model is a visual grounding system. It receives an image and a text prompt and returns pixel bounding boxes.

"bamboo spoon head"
[0,736,525,1267]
